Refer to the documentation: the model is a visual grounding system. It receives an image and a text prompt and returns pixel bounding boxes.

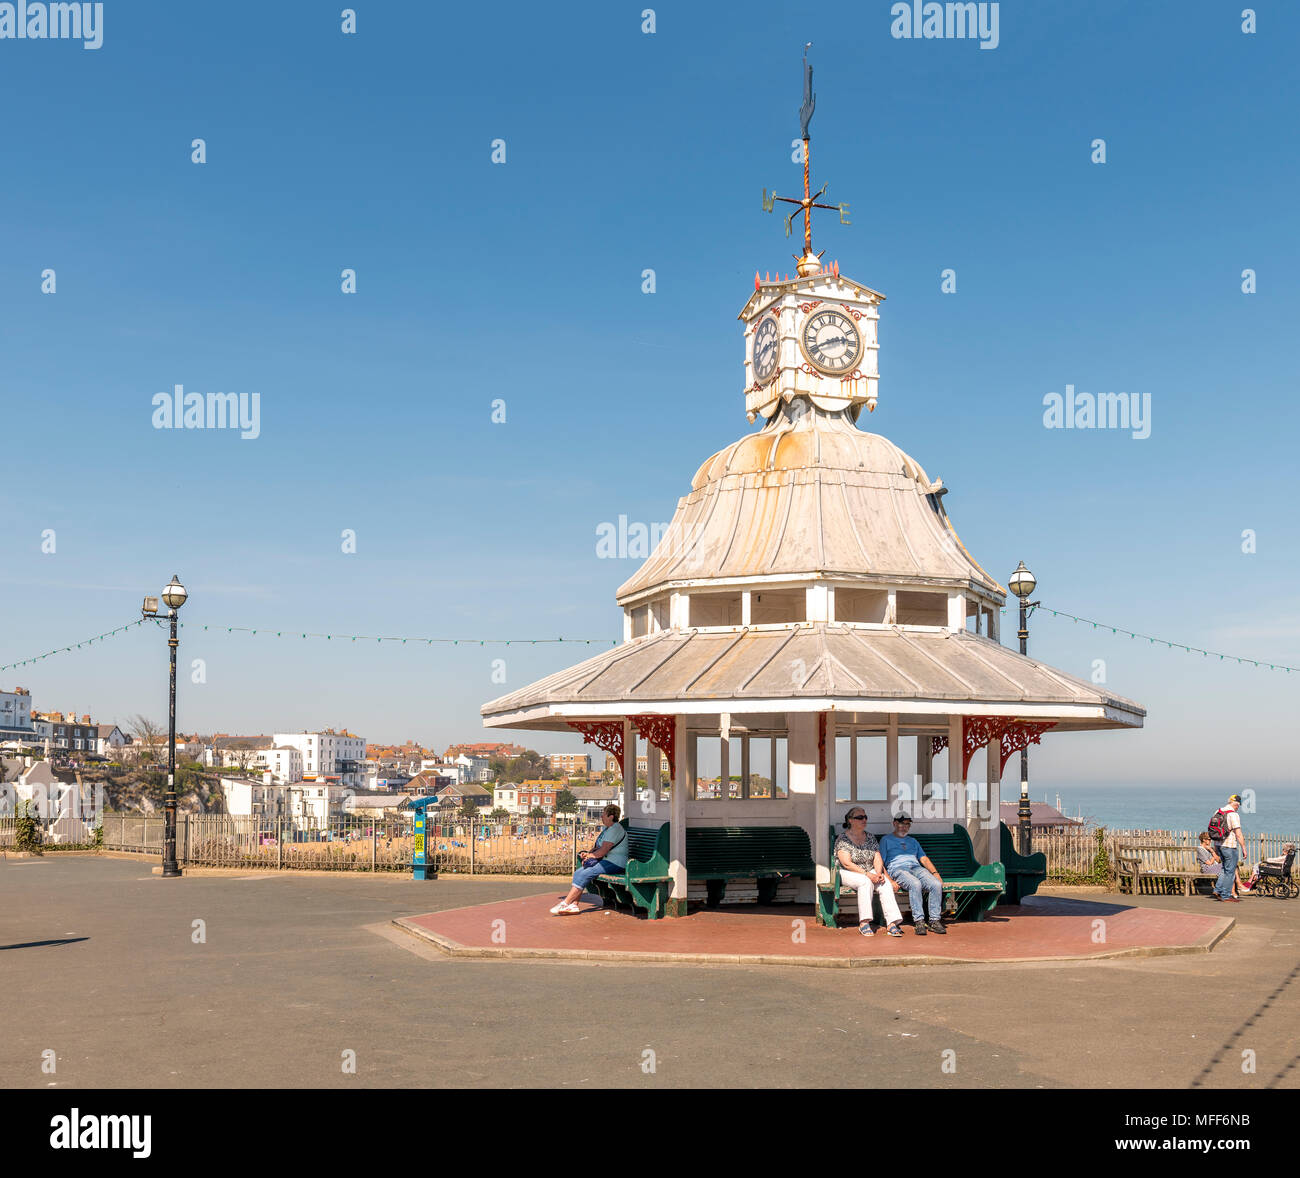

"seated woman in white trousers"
[834,808,905,937]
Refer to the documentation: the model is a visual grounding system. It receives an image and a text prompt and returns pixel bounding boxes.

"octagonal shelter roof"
[616,404,1002,605]
[480,624,1145,732]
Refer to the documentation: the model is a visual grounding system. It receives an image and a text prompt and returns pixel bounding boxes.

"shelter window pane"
[690,592,742,627]
[895,591,947,626]
[855,736,887,801]
[835,587,889,624]
[750,589,804,625]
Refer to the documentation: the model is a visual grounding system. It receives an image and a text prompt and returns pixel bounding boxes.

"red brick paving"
[397,892,1231,965]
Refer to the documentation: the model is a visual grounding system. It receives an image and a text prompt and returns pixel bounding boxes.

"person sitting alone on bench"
[1196,832,1222,878]
[879,814,946,935]
[1241,843,1295,892]
[834,807,905,938]
[551,805,628,915]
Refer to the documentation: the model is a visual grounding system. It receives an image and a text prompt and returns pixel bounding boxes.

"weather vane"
[762,44,851,269]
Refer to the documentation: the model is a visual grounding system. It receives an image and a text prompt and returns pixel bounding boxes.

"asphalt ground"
[3,854,1297,1090]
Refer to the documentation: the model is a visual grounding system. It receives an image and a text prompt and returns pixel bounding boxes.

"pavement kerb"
[390,911,1236,970]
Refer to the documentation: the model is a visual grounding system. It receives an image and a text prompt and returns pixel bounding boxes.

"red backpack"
[1207,810,1230,841]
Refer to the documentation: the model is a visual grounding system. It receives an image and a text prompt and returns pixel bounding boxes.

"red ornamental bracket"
[568,720,625,778]
[1000,721,1056,772]
[630,714,677,783]
[961,716,1011,777]
[932,718,1058,776]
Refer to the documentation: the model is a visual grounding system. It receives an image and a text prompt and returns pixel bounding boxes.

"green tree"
[554,788,579,814]
[488,808,511,823]
[458,798,480,819]
[528,806,546,820]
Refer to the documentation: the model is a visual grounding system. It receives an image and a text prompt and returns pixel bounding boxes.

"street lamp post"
[143,575,188,877]
[1008,561,1039,857]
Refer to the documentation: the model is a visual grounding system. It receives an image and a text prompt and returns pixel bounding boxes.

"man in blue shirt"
[878,814,946,935]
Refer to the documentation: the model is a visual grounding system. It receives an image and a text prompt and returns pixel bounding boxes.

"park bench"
[1116,844,1217,896]
[817,823,1004,928]
[685,825,818,907]
[999,821,1048,905]
[585,821,673,920]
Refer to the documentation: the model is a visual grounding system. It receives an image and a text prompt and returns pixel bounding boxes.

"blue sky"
[1,1,1296,786]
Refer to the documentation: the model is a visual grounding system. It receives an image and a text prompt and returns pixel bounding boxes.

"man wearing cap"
[1212,795,1245,904]
[879,814,946,934]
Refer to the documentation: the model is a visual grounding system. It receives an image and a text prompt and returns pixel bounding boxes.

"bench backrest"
[914,827,980,877]
[687,825,814,873]
[624,821,670,866]
[999,821,1047,873]
[826,823,980,876]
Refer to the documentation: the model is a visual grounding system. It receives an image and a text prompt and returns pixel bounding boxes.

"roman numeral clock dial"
[799,308,861,375]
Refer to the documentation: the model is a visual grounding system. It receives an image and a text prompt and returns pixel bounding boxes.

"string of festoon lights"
[1006,604,1298,673]
[0,619,616,673]
[2,610,1296,673]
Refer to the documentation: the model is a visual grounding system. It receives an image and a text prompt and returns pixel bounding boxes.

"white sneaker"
[549,901,572,915]
[559,902,581,914]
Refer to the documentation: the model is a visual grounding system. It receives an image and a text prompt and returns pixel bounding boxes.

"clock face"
[751,314,779,385]
[799,308,862,375]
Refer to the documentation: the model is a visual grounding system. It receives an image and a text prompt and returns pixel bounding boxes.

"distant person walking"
[551,804,627,915]
[1210,795,1244,903]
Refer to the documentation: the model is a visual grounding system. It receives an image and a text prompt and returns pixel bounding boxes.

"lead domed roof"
[616,403,1003,602]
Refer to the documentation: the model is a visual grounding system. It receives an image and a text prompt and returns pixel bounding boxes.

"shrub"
[15,801,43,854]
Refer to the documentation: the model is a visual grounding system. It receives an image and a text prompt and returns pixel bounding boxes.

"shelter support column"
[814,714,832,888]
[917,735,934,815]
[621,718,635,819]
[646,741,661,819]
[947,715,965,829]
[788,712,820,902]
[982,737,1001,865]
[885,714,901,816]
[667,715,688,917]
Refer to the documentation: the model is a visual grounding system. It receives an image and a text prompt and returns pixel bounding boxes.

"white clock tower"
[738,262,883,423]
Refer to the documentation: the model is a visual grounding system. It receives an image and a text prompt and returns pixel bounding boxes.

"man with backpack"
[1209,795,1244,903]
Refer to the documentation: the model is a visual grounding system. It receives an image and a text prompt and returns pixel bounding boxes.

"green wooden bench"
[817,823,1004,927]
[999,821,1048,904]
[583,821,673,920]
[1115,843,1217,897]
[686,825,817,907]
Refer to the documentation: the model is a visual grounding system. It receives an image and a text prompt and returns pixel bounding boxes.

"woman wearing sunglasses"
[834,808,905,937]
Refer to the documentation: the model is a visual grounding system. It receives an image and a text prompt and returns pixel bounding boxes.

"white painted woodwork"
[670,716,688,901]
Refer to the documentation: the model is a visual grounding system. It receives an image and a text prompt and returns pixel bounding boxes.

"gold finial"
[764,45,851,266]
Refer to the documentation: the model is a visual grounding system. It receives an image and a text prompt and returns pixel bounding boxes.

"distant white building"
[221,777,349,826]
[274,730,366,788]
[222,777,288,820]
[96,725,129,757]
[493,784,520,814]
[0,687,35,744]
[256,746,303,784]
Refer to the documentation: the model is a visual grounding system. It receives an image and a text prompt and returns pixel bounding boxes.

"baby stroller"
[1253,846,1297,898]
